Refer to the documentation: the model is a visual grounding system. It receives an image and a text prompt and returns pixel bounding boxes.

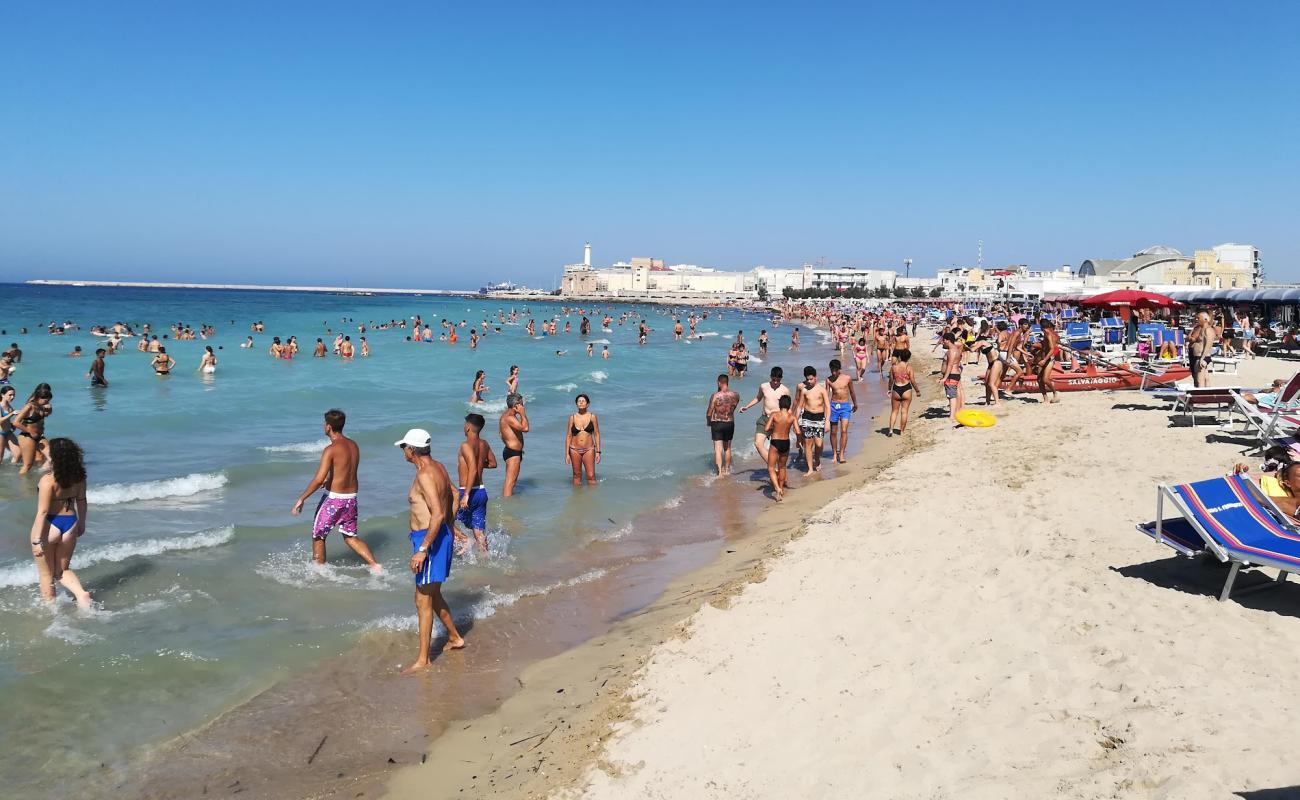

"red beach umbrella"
[1079,290,1182,309]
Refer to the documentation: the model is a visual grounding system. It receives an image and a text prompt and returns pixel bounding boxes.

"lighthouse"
[583,241,592,268]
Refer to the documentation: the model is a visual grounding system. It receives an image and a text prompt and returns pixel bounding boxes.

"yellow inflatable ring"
[954,409,996,428]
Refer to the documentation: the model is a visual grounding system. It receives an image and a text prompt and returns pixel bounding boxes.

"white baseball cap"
[394,428,431,448]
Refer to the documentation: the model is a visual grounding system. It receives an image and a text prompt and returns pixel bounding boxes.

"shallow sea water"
[0,284,860,796]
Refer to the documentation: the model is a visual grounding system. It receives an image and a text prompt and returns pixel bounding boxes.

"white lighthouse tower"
[583,241,592,268]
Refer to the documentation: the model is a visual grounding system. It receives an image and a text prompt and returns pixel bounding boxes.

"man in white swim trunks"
[291,408,382,572]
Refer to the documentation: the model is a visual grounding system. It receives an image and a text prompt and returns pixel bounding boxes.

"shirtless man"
[88,349,108,387]
[499,393,529,497]
[456,413,498,552]
[291,409,382,571]
[941,332,966,417]
[738,366,790,461]
[674,320,683,341]
[1002,318,1032,390]
[793,365,829,474]
[1188,311,1217,389]
[873,326,890,373]
[758,330,768,355]
[340,336,355,358]
[395,428,465,673]
[314,338,327,357]
[825,359,858,464]
[705,374,740,475]
[893,325,911,358]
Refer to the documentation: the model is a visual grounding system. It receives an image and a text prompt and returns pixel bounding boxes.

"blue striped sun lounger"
[1137,473,1300,602]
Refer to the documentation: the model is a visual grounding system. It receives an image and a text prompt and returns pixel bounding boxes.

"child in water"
[763,395,796,501]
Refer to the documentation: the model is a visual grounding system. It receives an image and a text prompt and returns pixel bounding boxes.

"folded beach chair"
[1137,473,1300,602]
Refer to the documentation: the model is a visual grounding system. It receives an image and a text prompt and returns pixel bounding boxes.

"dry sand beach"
[385,351,1300,800]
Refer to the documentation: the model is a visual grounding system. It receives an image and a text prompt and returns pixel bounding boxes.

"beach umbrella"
[1079,289,1183,310]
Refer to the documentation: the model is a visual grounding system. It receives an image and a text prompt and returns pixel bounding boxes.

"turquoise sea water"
[0,284,853,796]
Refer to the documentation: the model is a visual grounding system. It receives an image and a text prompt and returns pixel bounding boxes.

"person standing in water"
[565,393,601,485]
[705,374,740,475]
[470,370,488,404]
[291,409,383,572]
[825,359,858,464]
[738,366,790,462]
[198,345,217,375]
[395,428,465,673]
[151,347,175,375]
[499,393,529,497]
[89,348,109,387]
[764,395,796,500]
[29,437,92,608]
[792,365,829,474]
[456,413,497,552]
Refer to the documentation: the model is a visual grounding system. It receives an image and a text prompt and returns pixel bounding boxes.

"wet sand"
[381,364,938,799]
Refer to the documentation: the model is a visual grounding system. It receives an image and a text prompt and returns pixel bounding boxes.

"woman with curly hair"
[29,437,91,607]
[13,382,53,475]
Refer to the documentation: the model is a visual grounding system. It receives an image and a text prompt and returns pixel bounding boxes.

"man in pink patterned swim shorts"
[291,408,383,573]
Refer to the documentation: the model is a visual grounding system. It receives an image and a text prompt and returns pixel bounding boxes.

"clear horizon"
[2,1,1297,287]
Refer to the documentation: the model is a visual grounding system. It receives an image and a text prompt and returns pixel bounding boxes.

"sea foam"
[259,439,329,454]
[89,472,228,505]
[589,371,608,383]
[0,527,235,588]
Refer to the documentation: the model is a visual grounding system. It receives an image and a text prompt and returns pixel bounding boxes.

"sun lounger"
[1137,474,1300,601]
[1209,356,1240,375]
[1174,386,1242,426]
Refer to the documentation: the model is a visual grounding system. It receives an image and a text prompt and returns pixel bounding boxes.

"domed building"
[1079,244,1258,290]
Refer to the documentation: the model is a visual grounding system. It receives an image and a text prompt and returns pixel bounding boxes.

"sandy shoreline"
[385,350,1300,799]
[382,365,933,799]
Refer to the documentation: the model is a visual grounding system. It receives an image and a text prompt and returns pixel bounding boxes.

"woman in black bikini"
[14,382,52,475]
[564,393,601,486]
[888,350,918,436]
[30,437,91,607]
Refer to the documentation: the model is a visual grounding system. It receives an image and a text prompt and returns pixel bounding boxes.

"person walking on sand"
[29,437,92,608]
[888,349,918,435]
[455,413,497,553]
[738,366,790,463]
[825,359,858,464]
[793,365,829,474]
[1188,311,1217,389]
[395,428,465,673]
[941,332,965,418]
[764,395,796,500]
[565,393,601,485]
[1035,318,1061,404]
[291,409,383,572]
[705,374,740,475]
[499,393,529,497]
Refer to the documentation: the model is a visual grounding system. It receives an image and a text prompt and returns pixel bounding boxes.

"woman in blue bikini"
[29,437,91,607]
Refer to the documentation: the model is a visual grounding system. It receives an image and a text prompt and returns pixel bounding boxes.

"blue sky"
[2,1,1297,288]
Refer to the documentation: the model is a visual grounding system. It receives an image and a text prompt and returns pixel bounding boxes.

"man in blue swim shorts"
[396,428,466,674]
[456,413,498,553]
[825,359,859,465]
